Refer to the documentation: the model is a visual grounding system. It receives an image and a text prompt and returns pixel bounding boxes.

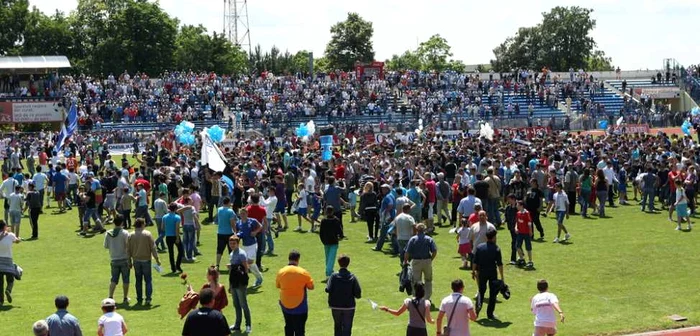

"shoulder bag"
[442,294,462,336]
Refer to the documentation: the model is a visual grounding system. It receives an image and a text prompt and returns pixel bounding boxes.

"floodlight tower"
[223,0,252,55]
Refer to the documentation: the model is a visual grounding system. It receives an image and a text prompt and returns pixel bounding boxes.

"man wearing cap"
[404,223,437,302]
[45,295,83,336]
[373,184,395,252]
[97,298,128,336]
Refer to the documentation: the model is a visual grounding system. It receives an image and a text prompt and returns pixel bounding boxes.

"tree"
[385,50,421,71]
[314,56,331,73]
[0,0,29,55]
[416,34,452,72]
[20,9,76,57]
[586,49,614,71]
[446,59,467,73]
[490,6,605,72]
[174,25,247,74]
[324,12,375,71]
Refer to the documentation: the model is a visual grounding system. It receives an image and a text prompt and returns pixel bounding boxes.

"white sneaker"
[564,233,571,241]
[553,238,560,243]
[245,326,252,333]
[676,226,681,231]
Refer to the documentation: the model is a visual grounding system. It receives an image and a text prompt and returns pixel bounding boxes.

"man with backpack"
[325,254,362,336]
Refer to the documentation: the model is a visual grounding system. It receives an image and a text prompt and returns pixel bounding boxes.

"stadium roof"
[0,56,71,70]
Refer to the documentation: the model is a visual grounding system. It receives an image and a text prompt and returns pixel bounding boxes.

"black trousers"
[364,209,379,239]
[208,196,220,221]
[286,189,294,214]
[608,185,615,206]
[331,309,355,336]
[477,274,498,318]
[29,207,40,238]
[525,207,544,237]
[0,272,14,302]
[283,311,308,336]
[567,190,577,214]
[166,236,183,272]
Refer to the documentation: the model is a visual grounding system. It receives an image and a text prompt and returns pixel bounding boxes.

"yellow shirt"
[276,265,313,311]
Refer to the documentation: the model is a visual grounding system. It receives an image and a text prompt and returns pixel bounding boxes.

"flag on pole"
[54,103,78,154]
[200,129,227,172]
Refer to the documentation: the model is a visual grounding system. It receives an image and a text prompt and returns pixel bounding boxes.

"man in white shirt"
[602,161,618,208]
[436,279,477,336]
[531,279,564,336]
[32,167,49,210]
[1,175,19,223]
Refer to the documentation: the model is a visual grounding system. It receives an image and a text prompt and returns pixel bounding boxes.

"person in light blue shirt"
[45,295,83,336]
[134,183,153,226]
[374,184,396,252]
[215,197,238,269]
[32,167,49,209]
[162,203,183,273]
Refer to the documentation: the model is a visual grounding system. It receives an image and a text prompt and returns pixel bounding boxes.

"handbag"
[13,263,22,280]
[442,294,461,336]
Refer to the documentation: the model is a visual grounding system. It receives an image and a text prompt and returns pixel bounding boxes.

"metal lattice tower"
[223,0,252,55]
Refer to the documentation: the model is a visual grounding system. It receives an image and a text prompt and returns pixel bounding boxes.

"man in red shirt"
[515,200,534,268]
[334,159,345,180]
[246,194,269,273]
[134,174,151,192]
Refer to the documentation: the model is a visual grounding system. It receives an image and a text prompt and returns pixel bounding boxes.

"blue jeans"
[154,218,166,250]
[324,244,338,277]
[486,197,501,225]
[580,189,591,216]
[265,218,275,253]
[232,286,251,328]
[374,223,390,251]
[641,188,656,211]
[596,190,608,216]
[83,207,100,225]
[183,225,196,259]
[133,260,153,301]
[135,205,153,226]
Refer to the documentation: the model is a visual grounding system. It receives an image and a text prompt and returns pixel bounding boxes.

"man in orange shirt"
[276,250,314,336]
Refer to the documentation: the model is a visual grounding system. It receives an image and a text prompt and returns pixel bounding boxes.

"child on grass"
[674,179,691,231]
[456,218,472,269]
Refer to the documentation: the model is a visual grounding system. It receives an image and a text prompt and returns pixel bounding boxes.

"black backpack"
[228,264,249,288]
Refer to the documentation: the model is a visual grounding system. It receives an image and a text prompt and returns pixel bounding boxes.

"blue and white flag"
[54,103,77,154]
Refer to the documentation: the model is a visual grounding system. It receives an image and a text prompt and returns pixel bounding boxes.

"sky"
[28,0,700,70]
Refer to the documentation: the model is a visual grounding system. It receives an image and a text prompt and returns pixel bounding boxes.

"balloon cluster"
[692,107,700,117]
[682,119,692,135]
[415,118,424,135]
[320,135,333,161]
[598,120,608,130]
[207,125,225,143]
[479,122,494,141]
[296,120,316,142]
[175,121,196,145]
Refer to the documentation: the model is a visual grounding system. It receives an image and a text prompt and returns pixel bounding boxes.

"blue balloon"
[682,125,691,135]
[180,121,195,133]
[692,107,700,116]
[296,123,308,137]
[174,124,185,136]
[598,120,608,129]
[208,125,225,143]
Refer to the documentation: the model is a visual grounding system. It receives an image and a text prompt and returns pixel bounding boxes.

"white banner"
[107,142,141,155]
[12,102,64,123]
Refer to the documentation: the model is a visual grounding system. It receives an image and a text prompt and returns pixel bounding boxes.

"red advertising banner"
[0,99,63,123]
[0,102,12,123]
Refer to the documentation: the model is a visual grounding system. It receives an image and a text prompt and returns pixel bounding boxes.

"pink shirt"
[190,192,202,212]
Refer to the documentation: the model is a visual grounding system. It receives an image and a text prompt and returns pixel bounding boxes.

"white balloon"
[418,118,423,125]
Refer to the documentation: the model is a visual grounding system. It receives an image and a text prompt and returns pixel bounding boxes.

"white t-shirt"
[305,176,315,193]
[531,292,559,328]
[0,232,17,258]
[98,311,125,336]
[457,226,472,245]
[439,293,474,335]
[297,189,308,208]
[263,195,277,219]
[676,188,687,205]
